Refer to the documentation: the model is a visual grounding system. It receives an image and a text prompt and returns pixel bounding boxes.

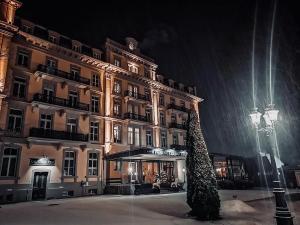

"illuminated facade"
[0,0,202,202]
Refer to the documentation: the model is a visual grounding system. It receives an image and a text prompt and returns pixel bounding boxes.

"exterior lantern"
[249,108,262,127]
[264,104,279,123]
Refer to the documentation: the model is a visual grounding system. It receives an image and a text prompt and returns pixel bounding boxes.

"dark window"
[70,66,80,80]
[113,100,121,117]
[1,148,18,177]
[67,118,77,133]
[63,151,75,176]
[40,114,52,130]
[113,80,121,94]
[91,74,100,87]
[12,77,26,98]
[146,130,152,146]
[91,96,99,113]
[159,94,164,106]
[113,125,122,143]
[145,108,152,122]
[160,112,165,126]
[170,97,175,105]
[114,160,122,171]
[17,49,29,67]
[161,131,167,148]
[88,153,98,176]
[7,109,23,134]
[68,91,78,107]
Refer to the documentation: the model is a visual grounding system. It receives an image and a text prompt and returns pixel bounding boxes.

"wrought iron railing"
[37,64,90,85]
[168,122,187,130]
[124,90,150,101]
[33,93,89,111]
[124,112,151,123]
[167,103,189,113]
[29,128,89,142]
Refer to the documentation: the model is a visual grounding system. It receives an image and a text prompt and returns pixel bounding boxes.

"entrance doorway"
[32,172,48,200]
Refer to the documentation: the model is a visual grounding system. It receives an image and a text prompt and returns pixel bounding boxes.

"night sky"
[18,0,300,164]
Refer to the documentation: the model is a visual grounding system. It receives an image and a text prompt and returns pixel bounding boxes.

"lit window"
[113,80,122,94]
[128,127,140,146]
[114,58,121,67]
[0,148,18,177]
[113,99,121,117]
[113,125,122,143]
[12,77,26,99]
[90,122,99,141]
[128,127,133,145]
[88,153,98,176]
[63,151,76,176]
[114,160,122,171]
[128,64,139,74]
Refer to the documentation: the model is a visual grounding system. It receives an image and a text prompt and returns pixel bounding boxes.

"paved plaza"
[0,190,299,225]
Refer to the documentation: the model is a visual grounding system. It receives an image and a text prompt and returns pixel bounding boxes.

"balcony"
[35,64,90,88]
[124,112,151,123]
[29,128,89,142]
[169,122,187,130]
[33,93,89,111]
[124,90,150,102]
[2,128,22,137]
[167,103,189,113]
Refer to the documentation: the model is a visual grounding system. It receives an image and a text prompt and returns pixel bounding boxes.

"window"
[90,122,99,141]
[180,100,185,108]
[93,52,101,60]
[128,127,140,146]
[70,66,80,80]
[49,35,57,43]
[17,49,29,67]
[183,134,187,146]
[12,77,26,98]
[171,113,176,123]
[145,108,152,122]
[134,128,140,146]
[63,151,76,176]
[113,99,121,117]
[159,94,164,106]
[170,97,175,105]
[68,91,78,107]
[40,114,52,130]
[21,24,33,34]
[91,74,100,87]
[113,79,121,95]
[128,64,139,74]
[67,118,77,133]
[8,109,23,134]
[146,130,152,146]
[161,131,167,148]
[114,57,121,67]
[114,160,121,171]
[72,45,81,52]
[159,112,165,126]
[173,133,178,145]
[91,96,99,113]
[88,153,98,176]
[0,148,18,177]
[182,117,187,126]
[144,89,151,101]
[46,58,57,68]
[127,84,138,98]
[113,125,122,143]
[128,127,133,145]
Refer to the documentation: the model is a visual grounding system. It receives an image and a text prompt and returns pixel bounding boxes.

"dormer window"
[93,52,101,60]
[21,24,33,34]
[128,63,139,74]
[72,44,81,53]
[49,35,57,44]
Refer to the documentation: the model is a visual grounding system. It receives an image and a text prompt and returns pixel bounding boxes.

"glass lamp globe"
[249,109,262,127]
[264,105,279,123]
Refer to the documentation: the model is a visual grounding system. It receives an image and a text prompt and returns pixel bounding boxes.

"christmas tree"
[186,109,220,220]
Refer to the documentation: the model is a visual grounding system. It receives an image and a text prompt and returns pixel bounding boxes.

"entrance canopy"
[106,147,187,161]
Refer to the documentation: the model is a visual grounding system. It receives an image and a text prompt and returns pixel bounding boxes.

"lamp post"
[249,104,293,225]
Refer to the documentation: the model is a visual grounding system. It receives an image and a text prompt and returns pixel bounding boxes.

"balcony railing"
[29,128,89,142]
[124,90,150,101]
[124,112,151,123]
[37,64,90,85]
[167,103,189,113]
[3,128,22,137]
[33,93,89,111]
[169,122,187,130]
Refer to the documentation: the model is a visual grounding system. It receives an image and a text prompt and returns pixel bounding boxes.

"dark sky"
[18,0,300,164]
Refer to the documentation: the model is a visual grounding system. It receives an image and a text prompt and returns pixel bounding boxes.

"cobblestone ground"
[0,190,299,225]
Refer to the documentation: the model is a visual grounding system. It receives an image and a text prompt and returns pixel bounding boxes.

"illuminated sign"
[29,158,55,166]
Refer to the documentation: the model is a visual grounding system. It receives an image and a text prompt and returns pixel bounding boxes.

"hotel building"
[0,0,202,202]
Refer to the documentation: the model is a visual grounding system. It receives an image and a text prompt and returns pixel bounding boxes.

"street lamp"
[249,104,293,225]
